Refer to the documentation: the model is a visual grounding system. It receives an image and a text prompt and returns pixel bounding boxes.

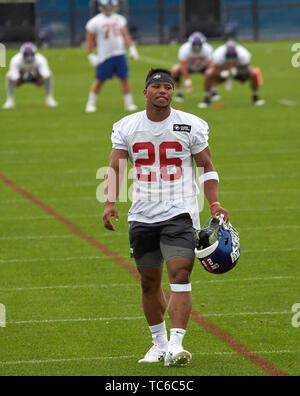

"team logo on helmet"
[195,215,240,274]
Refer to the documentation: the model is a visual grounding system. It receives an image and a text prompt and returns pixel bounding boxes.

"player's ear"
[143,89,147,97]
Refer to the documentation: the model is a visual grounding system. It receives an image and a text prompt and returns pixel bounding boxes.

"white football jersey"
[86,13,127,64]
[111,108,210,229]
[212,44,251,66]
[178,42,213,71]
[7,53,51,81]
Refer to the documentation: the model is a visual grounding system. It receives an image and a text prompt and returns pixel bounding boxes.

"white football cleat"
[125,104,138,112]
[2,99,15,109]
[164,344,192,367]
[138,344,166,364]
[85,102,97,113]
[46,96,58,108]
[254,99,266,107]
[174,96,184,103]
[211,94,221,102]
[198,102,209,109]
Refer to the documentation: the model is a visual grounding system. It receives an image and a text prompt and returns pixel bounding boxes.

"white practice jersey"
[111,108,210,229]
[212,44,251,66]
[7,53,51,81]
[86,12,127,64]
[178,42,213,71]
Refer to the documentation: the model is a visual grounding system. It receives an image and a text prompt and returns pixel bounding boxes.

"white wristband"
[199,171,219,185]
[185,79,192,87]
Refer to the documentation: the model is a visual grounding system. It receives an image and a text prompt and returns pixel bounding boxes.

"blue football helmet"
[188,32,206,53]
[98,0,118,12]
[20,43,37,64]
[195,216,240,274]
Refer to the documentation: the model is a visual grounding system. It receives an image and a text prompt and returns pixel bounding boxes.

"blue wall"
[223,0,300,39]
[36,0,300,46]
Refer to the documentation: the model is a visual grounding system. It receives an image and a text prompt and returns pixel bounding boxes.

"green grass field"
[0,41,300,377]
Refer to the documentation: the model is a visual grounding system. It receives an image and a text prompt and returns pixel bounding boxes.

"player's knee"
[140,273,161,294]
[169,267,190,285]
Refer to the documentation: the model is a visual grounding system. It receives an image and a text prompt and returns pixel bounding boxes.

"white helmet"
[98,0,118,12]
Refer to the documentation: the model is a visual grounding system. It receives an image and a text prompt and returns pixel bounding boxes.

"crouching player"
[171,32,217,103]
[199,41,265,108]
[2,43,58,110]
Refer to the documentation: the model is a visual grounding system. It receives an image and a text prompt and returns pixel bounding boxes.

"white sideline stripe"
[0,233,128,241]
[0,350,295,366]
[2,189,299,204]
[7,316,144,325]
[5,311,291,326]
[0,283,136,292]
[0,256,109,264]
[0,275,296,293]
[279,99,297,106]
[204,311,291,318]
[1,206,300,221]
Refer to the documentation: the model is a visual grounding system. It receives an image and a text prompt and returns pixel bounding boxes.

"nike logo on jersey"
[173,124,192,133]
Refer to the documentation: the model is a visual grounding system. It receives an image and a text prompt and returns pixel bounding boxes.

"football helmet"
[20,43,37,64]
[188,32,206,53]
[225,41,238,61]
[195,215,240,274]
[98,0,118,12]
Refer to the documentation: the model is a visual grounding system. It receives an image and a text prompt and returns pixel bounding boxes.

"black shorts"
[129,214,195,269]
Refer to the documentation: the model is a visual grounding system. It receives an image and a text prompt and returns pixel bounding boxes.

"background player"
[2,43,58,110]
[85,0,139,113]
[102,68,228,367]
[199,40,265,108]
[171,32,219,103]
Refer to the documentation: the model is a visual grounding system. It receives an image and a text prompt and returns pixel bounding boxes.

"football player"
[2,43,58,109]
[85,0,139,113]
[171,32,219,103]
[199,40,265,108]
[102,68,228,367]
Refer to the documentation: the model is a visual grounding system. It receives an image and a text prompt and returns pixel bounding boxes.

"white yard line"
[279,99,297,106]
[4,310,291,327]
[0,350,295,366]
[0,275,296,293]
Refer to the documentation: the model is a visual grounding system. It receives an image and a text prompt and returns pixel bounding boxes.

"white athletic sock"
[124,93,134,107]
[88,92,98,104]
[170,328,186,346]
[149,321,168,350]
[6,77,16,99]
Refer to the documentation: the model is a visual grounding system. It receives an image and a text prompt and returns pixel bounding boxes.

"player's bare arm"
[121,27,139,60]
[86,32,96,54]
[193,147,229,222]
[180,60,190,80]
[121,27,132,48]
[103,149,129,231]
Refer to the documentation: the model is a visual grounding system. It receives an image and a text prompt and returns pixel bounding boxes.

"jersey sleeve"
[7,55,21,81]
[212,46,225,65]
[86,17,97,33]
[178,43,189,61]
[190,118,210,155]
[111,122,128,151]
[36,54,51,79]
[118,14,127,28]
[238,46,251,66]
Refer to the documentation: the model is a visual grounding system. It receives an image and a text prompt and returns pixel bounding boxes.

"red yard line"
[0,173,289,377]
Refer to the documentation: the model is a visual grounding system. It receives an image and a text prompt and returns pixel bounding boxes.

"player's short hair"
[145,68,174,89]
